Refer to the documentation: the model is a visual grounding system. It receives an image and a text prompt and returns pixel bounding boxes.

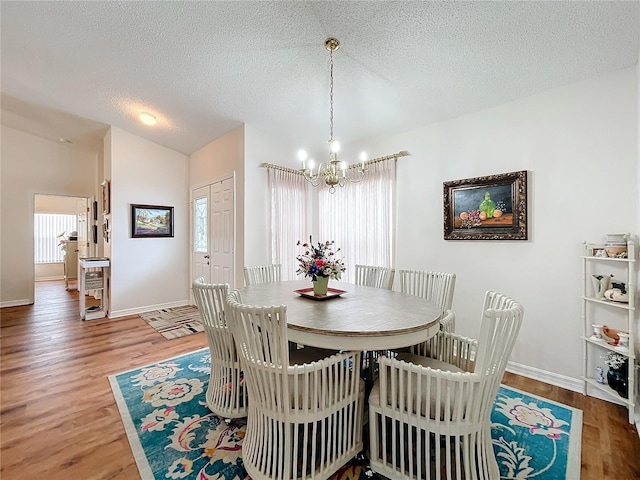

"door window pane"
[194,196,208,252]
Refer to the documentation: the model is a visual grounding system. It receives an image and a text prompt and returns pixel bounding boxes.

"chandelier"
[298,38,368,193]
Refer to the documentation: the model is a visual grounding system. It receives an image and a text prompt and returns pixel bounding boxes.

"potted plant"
[603,351,628,398]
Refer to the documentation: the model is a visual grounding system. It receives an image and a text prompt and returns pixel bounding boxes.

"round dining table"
[238,279,442,351]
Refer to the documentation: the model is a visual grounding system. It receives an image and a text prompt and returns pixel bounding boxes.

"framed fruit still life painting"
[443,170,528,240]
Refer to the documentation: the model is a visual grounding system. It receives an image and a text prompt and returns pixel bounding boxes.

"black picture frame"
[131,204,174,238]
[443,170,528,240]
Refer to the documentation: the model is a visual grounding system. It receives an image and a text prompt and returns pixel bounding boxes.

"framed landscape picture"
[443,170,528,240]
[131,204,174,238]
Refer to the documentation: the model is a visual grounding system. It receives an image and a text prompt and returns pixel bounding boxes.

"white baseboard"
[507,360,640,435]
[506,361,584,392]
[109,299,192,319]
[35,276,64,281]
[0,299,32,308]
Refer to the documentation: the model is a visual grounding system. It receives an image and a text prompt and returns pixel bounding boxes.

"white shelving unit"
[581,239,636,423]
[63,240,78,290]
[79,257,110,320]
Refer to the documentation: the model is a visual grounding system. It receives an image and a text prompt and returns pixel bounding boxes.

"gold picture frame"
[101,180,110,214]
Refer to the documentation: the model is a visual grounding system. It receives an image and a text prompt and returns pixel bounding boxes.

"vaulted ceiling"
[1,1,638,157]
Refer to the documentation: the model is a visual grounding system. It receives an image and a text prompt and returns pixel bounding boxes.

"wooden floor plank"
[1,280,639,479]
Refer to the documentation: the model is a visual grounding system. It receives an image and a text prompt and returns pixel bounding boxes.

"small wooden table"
[238,280,441,351]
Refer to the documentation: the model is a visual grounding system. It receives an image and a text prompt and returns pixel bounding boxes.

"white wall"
[189,125,245,288]
[636,55,640,422]
[102,128,112,259]
[34,194,82,214]
[243,124,299,267]
[352,67,638,384]
[107,127,190,316]
[0,126,99,306]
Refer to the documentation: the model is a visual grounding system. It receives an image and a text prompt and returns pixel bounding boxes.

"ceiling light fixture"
[139,111,157,126]
[298,38,368,193]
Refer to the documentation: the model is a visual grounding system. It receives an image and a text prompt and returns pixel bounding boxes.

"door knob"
[204,255,210,259]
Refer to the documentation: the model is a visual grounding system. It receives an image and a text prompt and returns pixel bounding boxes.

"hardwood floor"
[1,280,639,479]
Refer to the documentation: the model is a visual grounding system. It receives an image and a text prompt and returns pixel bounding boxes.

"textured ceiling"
[1,1,639,156]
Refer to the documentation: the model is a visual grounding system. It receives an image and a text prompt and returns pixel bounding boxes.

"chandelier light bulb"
[359,152,368,163]
[330,140,340,154]
[308,159,315,171]
[298,149,308,169]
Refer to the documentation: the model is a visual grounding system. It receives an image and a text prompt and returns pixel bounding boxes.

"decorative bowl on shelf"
[604,245,627,258]
[603,288,629,303]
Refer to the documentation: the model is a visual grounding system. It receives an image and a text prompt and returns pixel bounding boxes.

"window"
[268,167,309,280]
[318,158,396,283]
[268,158,396,283]
[34,213,76,263]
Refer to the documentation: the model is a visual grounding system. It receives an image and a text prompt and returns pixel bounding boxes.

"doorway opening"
[34,194,95,300]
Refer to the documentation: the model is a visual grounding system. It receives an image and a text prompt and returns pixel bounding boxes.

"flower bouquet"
[297,237,345,295]
[603,351,629,398]
[603,351,627,371]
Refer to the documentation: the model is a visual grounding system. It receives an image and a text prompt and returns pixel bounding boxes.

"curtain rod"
[260,150,410,174]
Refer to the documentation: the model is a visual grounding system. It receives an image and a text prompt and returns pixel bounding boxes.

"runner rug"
[139,305,203,339]
[109,349,582,480]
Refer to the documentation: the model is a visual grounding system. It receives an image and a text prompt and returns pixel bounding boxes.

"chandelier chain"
[329,47,334,143]
[295,37,410,193]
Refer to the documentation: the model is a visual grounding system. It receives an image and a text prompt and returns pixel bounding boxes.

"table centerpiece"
[296,237,345,295]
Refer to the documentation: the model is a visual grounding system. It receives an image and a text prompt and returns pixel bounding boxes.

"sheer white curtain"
[318,158,396,283]
[268,168,309,280]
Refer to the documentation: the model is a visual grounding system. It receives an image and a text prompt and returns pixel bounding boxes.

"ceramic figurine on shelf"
[616,332,630,352]
[596,366,605,384]
[591,324,604,341]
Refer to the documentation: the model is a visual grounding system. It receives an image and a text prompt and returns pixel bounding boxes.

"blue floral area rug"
[109,349,582,480]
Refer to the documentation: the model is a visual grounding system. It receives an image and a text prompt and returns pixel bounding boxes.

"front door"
[210,177,234,285]
[191,177,235,285]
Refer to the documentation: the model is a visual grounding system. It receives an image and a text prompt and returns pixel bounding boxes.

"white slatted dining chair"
[192,278,248,419]
[355,265,396,377]
[369,291,524,480]
[226,291,364,480]
[243,264,281,286]
[400,269,456,332]
[355,264,395,290]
